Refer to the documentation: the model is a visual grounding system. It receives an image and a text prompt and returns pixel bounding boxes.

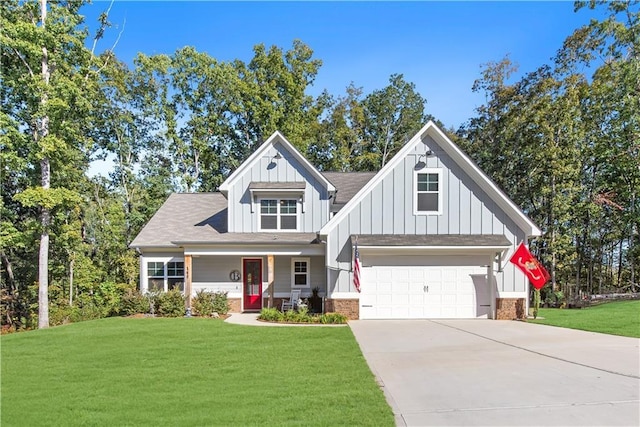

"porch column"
[185,254,193,313]
[488,255,496,320]
[268,254,274,308]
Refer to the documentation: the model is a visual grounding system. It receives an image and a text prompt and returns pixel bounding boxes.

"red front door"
[243,258,262,310]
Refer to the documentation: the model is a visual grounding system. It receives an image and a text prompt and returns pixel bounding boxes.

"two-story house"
[130,121,541,320]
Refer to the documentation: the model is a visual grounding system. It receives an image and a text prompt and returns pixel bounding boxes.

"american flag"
[353,240,361,293]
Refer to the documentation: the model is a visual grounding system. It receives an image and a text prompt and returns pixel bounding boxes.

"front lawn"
[530,300,640,338]
[1,318,393,426]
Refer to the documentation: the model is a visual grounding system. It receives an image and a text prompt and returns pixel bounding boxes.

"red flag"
[353,241,361,293]
[509,243,550,290]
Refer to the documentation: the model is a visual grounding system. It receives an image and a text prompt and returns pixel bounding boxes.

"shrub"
[121,288,150,315]
[212,291,229,315]
[320,313,348,324]
[69,302,104,323]
[258,307,284,322]
[156,288,185,317]
[192,290,229,316]
[49,302,73,326]
[93,282,123,317]
[258,308,348,324]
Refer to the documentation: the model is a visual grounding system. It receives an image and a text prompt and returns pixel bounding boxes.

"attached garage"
[360,264,490,319]
[354,235,512,320]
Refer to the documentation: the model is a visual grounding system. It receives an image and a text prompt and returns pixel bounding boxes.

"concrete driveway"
[349,320,640,426]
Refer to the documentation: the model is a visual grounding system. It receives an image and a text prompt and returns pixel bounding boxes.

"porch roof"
[248,182,306,190]
[173,233,321,245]
[351,234,512,248]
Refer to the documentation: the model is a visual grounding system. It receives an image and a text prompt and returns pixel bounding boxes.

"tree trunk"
[69,256,74,306]
[550,174,557,292]
[38,0,50,329]
[38,163,50,329]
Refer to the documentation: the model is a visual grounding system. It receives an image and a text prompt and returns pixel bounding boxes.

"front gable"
[219,132,335,233]
[320,121,541,238]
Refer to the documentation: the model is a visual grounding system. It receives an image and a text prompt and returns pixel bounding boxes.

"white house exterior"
[130,122,541,319]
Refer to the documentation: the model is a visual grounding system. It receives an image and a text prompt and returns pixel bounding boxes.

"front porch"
[180,244,327,314]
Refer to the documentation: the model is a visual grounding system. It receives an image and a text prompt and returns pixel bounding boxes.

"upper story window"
[260,199,298,231]
[414,169,442,215]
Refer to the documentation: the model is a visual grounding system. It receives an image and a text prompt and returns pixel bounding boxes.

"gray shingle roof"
[130,172,377,248]
[248,182,306,190]
[322,172,376,208]
[130,193,320,248]
[351,234,512,247]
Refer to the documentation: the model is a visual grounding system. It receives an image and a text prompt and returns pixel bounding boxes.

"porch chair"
[281,289,301,311]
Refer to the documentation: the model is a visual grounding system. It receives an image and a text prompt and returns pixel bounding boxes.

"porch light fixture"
[272,152,282,161]
[415,150,434,169]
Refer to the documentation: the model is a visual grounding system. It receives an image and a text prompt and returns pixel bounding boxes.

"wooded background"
[2,0,638,329]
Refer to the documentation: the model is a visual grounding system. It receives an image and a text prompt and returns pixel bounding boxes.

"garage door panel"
[360,264,490,320]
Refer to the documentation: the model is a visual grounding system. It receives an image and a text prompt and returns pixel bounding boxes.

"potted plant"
[308,286,322,313]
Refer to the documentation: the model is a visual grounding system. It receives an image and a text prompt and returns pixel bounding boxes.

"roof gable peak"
[219,131,335,194]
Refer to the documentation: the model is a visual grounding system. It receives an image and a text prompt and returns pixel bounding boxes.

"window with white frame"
[260,199,298,230]
[415,169,442,214]
[167,261,185,291]
[147,262,164,292]
[291,257,310,288]
[146,260,184,292]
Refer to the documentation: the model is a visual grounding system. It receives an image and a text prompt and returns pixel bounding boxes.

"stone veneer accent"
[495,298,525,320]
[324,299,359,320]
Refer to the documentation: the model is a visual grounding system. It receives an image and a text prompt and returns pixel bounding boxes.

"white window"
[291,257,310,288]
[259,198,298,231]
[146,260,184,292]
[414,169,442,214]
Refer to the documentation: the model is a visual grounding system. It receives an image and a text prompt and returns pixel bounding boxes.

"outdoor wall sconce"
[415,150,434,169]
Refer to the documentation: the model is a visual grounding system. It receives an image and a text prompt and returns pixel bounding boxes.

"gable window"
[415,169,442,214]
[260,199,298,231]
[146,260,184,292]
[291,257,310,288]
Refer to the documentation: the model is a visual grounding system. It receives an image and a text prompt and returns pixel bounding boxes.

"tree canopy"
[1,0,637,330]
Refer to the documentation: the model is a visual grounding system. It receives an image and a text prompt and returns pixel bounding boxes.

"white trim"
[141,256,185,293]
[219,131,335,194]
[291,257,311,289]
[497,291,528,298]
[184,245,324,257]
[358,245,510,251]
[319,121,541,237]
[328,292,360,299]
[413,168,443,215]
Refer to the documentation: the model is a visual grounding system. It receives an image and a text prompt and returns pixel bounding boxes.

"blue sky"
[84,1,604,130]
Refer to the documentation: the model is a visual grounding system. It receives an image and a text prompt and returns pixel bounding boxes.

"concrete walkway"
[349,320,640,427]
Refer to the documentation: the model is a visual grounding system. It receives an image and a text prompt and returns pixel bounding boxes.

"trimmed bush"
[156,288,185,317]
[211,291,229,315]
[258,307,284,322]
[192,290,229,316]
[121,288,150,315]
[257,308,348,324]
[320,313,348,324]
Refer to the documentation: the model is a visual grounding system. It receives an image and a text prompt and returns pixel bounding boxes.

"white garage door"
[360,265,490,319]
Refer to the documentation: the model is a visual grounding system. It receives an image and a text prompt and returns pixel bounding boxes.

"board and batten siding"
[326,134,528,295]
[227,141,330,233]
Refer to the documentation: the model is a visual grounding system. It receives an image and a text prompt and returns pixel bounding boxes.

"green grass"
[1,318,393,426]
[530,300,640,338]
